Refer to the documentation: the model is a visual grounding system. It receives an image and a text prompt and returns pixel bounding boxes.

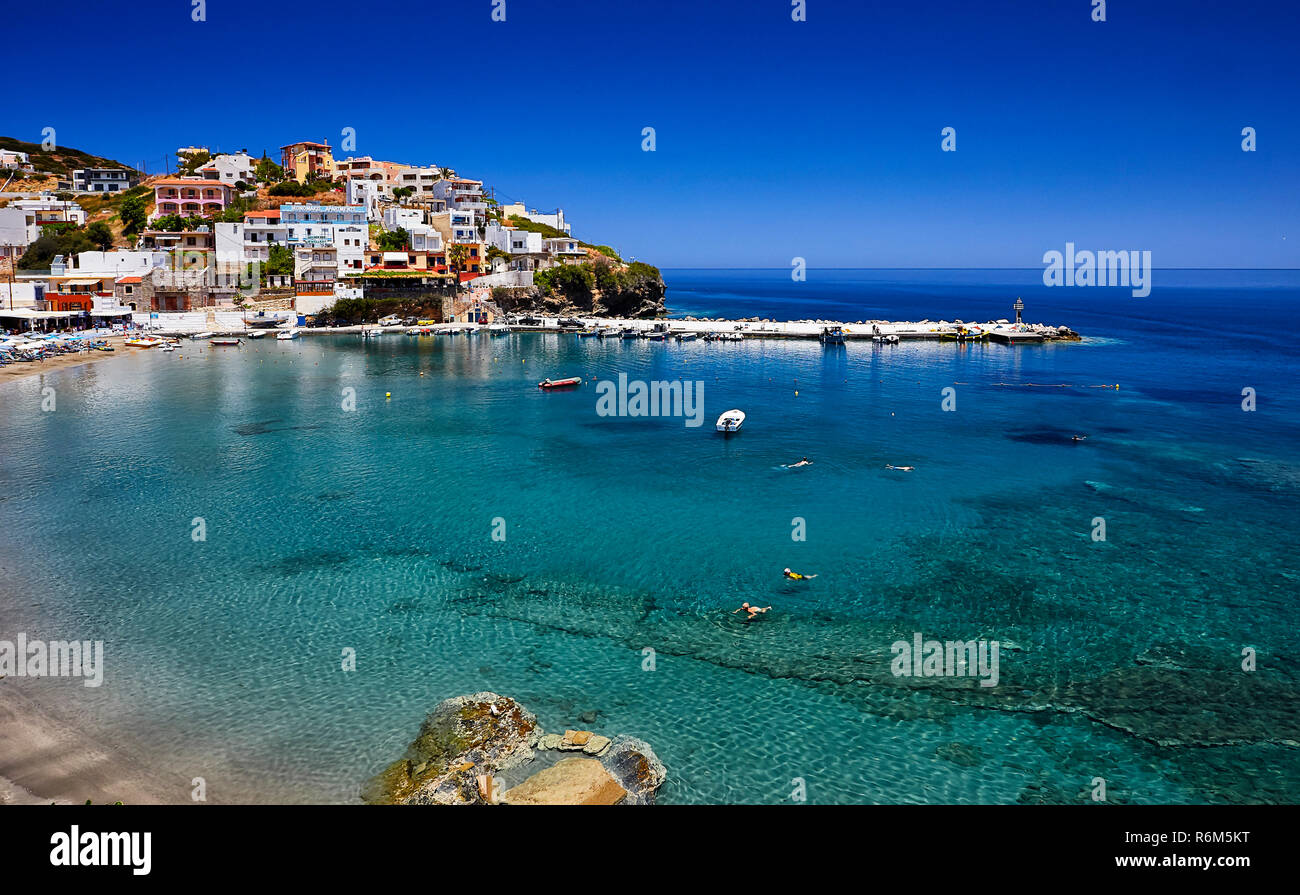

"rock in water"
[363,693,667,805]
[605,736,668,805]
[500,758,627,806]
[361,692,539,805]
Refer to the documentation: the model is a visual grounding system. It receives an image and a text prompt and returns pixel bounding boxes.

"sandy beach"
[0,684,173,805]
[0,335,132,385]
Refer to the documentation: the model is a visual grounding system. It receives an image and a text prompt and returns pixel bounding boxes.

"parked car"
[518,316,542,326]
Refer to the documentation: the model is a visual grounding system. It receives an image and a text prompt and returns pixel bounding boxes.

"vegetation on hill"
[0,135,139,179]
[529,258,664,318]
[17,226,98,269]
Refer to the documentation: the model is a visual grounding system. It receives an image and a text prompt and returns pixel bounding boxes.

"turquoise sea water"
[1,269,1298,804]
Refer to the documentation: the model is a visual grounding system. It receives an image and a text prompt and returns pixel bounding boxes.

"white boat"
[716,409,745,434]
[191,331,215,341]
[246,330,266,339]
[487,323,511,335]
[159,343,177,352]
[276,329,300,341]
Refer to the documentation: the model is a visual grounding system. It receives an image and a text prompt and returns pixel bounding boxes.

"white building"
[0,149,34,173]
[383,206,425,232]
[501,201,570,234]
[543,236,587,262]
[407,224,443,254]
[0,208,27,262]
[486,221,543,254]
[334,224,367,273]
[346,179,382,220]
[431,177,487,222]
[196,151,257,186]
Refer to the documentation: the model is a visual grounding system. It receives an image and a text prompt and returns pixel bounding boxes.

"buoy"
[386,392,392,399]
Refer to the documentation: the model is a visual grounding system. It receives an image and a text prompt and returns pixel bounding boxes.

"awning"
[60,278,102,287]
[0,309,81,319]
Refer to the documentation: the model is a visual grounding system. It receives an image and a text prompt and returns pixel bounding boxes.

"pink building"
[151,179,233,220]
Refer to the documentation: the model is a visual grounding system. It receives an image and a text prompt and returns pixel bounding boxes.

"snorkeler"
[783,568,818,580]
[785,457,812,468]
[885,464,915,471]
[733,602,772,620]
[1071,435,1088,442]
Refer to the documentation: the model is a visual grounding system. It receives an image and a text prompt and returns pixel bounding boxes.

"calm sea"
[1,269,1297,804]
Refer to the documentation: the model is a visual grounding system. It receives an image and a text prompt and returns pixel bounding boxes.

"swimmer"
[733,602,773,620]
[885,465,915,471]
[1071,434,1088,442]
[783,567,818,580]
[785,456,813,468]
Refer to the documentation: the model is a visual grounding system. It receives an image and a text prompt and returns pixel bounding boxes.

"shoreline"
[0,335,132,387]
[0,683,174,805]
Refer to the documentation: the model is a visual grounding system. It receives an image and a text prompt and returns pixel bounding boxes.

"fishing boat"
[123,337,164,348]
[90,341,114,352]
[597,327,621,338]
[487,324,511,335]
[210,338,241,346]
[620,328,641,340]
[874,334,900,345]
[645,331,668,341]
[716,409,745,434]
[819,326,846,345]
[160,343,177,352]
[191,331,215,341]
[576,330,600,338]
[276,329,300,341]
[246,330,266,339]
[538,377,582,389]
[676,331,698,342]
[714,332,744,342]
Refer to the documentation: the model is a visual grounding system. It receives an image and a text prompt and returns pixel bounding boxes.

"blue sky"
[8,0,1298,267]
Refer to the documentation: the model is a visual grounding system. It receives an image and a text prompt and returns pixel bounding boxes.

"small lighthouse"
[1013,296,1024,324]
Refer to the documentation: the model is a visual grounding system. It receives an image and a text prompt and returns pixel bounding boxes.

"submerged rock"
[363,693,666,805]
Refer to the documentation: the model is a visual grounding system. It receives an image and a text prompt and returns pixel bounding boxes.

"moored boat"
[123,337,164,348]
[276,329,300,341]
[716,409,745,434]
[676,331,698,341]
[538,377,582,389]
[819,326,846,345]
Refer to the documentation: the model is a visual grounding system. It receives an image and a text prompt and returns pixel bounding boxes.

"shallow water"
[1,269,1297,803]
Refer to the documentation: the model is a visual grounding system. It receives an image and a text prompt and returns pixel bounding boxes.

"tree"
[265,244,294,278]
[17,228,96,269]
[255,155,284,184]
[86,221,114,251]
[446,243,469,280]
[375,228,409,251]
[392,186,414,201]
[177,150,211,177]
[119,194,147,234]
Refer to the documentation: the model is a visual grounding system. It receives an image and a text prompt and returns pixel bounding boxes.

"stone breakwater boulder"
[362,693,667,805]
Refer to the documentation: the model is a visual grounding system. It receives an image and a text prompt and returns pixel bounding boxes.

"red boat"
[209,338,241,346]
[538,377,581,389]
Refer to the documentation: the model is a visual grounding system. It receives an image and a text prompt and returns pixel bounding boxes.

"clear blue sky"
[8,0,1298,268]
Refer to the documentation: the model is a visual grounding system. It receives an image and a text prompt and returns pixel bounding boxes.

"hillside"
[0,135,140,183]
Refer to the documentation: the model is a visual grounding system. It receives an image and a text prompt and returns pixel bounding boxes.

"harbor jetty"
[149,315,1080,344]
